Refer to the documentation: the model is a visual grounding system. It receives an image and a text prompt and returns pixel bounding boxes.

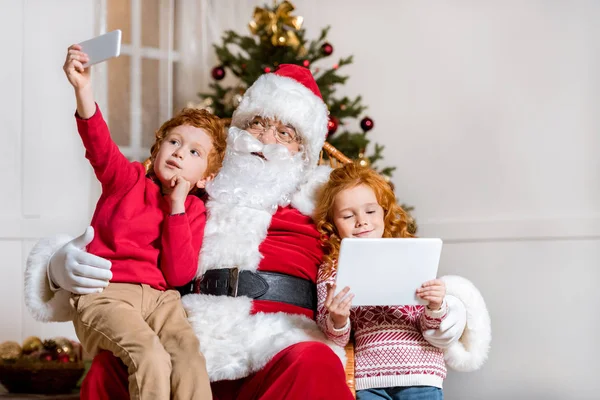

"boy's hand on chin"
[168,176,190,214]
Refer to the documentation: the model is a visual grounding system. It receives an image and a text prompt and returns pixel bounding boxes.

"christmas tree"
[195,1,416,232]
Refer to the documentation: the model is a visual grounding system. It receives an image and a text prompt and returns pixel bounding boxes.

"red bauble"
[321,42,334,56]
[327,117,339,136]
[211,66,225,80]
[302,60,310,67]
[264,67,271,73]
[360,116,374,132]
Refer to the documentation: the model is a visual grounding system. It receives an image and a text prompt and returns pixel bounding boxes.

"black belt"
[191,268,316,312]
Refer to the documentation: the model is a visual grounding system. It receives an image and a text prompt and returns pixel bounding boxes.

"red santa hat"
[231,64,329,167]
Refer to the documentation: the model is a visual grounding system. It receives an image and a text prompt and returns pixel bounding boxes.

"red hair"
[314,163,415,279]
[148,108,227,178]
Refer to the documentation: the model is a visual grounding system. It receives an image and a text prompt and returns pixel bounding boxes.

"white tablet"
[334,238,443,306]
[79,30,122,68]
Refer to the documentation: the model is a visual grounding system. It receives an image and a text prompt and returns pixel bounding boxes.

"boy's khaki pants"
[71,283,211,400]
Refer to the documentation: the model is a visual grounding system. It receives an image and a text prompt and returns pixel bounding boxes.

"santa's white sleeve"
[430,275,491,372]
[24,234,76,322]
[290,165,332,216]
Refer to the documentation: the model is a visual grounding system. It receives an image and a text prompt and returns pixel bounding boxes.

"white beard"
[206,127,307,213]
[197,127,308,275]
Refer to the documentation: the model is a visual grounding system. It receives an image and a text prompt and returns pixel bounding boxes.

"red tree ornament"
[40,351,54,362]
[360,116,374,132]
[321,42,333,56]
[327,117,339,136]
[211,66,225,80]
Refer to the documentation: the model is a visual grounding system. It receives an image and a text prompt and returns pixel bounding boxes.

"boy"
[60,44,226,400]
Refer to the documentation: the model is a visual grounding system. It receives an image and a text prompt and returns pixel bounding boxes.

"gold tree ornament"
[249,1,304,50]
[187,97,215,114]
[21,336,43,355]
[0,341,22,362]
[357,152,370,168]
[53,337,77,361]
[223,87,245,108]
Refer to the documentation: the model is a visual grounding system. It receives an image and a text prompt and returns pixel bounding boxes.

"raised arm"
[63,44,94,119]
[75,104,137,191]
[63,44,136,191]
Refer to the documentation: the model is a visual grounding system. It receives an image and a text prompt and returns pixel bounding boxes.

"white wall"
[290,1,599,399]
[0,0,98,343]
[1,1,598,399]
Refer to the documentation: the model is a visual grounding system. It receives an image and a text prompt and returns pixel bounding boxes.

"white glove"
[48,226,112,294]
[423,294,467,349]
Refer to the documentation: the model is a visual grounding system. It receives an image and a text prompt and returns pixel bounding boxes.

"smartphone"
[78,30,122,68]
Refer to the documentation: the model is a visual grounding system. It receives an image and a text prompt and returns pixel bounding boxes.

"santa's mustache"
[228,127,300,163]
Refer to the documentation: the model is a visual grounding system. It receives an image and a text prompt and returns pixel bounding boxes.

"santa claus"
[25,65,490,399]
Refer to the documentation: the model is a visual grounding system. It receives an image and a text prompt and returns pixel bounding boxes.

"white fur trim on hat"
[231,73,329,168]
[442,275,491,371]
[291,165,332,217]
[24,234,76,322]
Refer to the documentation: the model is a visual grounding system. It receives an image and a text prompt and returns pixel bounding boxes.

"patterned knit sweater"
[316,266,448,391]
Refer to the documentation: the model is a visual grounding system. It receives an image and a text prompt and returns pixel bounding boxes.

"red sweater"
[78,106,206,290]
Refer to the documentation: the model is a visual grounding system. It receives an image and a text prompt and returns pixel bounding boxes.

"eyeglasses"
[245,117,300,145]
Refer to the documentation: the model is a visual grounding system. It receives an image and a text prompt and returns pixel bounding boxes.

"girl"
[314,163,448,400]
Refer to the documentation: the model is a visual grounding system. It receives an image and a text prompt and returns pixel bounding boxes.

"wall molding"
[2,215,599,242]
[415,215,600,243]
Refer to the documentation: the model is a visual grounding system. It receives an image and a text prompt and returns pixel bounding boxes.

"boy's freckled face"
[153,125,214,190]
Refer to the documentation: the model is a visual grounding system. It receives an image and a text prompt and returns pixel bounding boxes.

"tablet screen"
[334,238,442,306]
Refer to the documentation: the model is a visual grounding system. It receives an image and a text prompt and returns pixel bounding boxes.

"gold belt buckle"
[228,267,240,297]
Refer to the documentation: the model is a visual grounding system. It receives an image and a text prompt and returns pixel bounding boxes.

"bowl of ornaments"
[0,336,85,394]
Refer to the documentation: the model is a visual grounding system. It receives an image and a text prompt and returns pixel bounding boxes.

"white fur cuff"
[24,235,76,322]
[442,275,491,372]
